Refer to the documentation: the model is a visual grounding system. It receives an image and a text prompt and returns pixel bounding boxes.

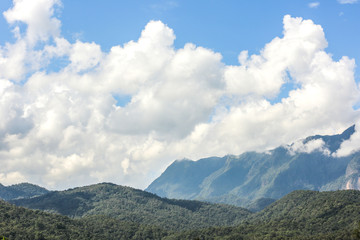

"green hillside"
[166,190,360,239]
[0,199,169,239]
[4,187,360,239]
[11,182,251,231]
[0,199,99,240]
[0,183,49,200]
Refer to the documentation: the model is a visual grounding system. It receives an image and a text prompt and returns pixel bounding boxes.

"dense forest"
[11,183,250,231]
[166,190,360,239]
[0,200,170,239]
[1,183,359,239]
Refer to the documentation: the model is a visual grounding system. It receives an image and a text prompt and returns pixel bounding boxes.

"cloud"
[224,15,328,98]
[106,42,224,139]
[337,0,358,3]
[308,2,320,8]
[334,124,360,157]
[0,171,27,186]
[3,0,61,45]
[287,139,329,155]
[0,0,62,81]
[68,41,103,72]
[0,1,359,190]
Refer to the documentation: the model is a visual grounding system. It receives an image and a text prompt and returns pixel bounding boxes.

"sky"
[0,0,360,190]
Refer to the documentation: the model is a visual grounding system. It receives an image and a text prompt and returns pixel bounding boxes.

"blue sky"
[1,0,359,66]
[0,0,360,189]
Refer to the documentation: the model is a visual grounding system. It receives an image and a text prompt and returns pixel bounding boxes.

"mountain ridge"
[0,182,50,200]
[3,188,360,239]
[146,125,360,208]
[11,182,251,231]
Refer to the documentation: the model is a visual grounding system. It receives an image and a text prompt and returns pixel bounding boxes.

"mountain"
[4,189,360,239]
[11,182,251,231]
[165,190,360,240]
[0,182,49,200]
[146,125,360,207]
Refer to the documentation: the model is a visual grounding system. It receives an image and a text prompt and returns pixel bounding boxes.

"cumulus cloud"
[0,0,62,81]
[224,15,328,98]
[3,0,61,44]
[0,1,359,190]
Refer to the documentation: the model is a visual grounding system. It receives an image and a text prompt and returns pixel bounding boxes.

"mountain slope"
[146,125,360,207]
[0,199,95,239]
[4,189,360,239]
[0,182,49,200]
[147,156,227,199]
[0,199,169,239]
[165,190,360,240]
[11,182,251,231]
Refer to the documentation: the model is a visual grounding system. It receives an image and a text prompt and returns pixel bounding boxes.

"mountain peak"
[303,125,355,153]
[146,125,360,207]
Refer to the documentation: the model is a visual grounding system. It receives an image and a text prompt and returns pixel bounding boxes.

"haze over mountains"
[146,125,360,207]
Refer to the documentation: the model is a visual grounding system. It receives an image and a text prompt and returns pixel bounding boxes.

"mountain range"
[146,125,360,208]
[10,183,250,231]
[1,184,360,239]
[1,125,360,239]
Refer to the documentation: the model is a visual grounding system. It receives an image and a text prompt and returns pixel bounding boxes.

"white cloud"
[334,124,360,157]
[68,41,103,72]
[224,15,328,99]
[3,0,61,45]
[0,172,27,186]
[0,0,63,81]
[106,42,224,139]
[308,2,320,8]
[337,0,358,4]
[99,20,176,95]
[287,139,329,155]
[0,1,359,190]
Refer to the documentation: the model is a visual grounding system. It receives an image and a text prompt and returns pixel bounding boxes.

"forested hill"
[0,199,169,239]
[0,183,49,200]
[11,182,251,231]
[3,188,360,239]
[165,190,360,240]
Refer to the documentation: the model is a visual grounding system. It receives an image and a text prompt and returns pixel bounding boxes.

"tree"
[353,222,360,240]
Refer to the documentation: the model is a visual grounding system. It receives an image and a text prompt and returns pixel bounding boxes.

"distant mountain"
[146,125,360,207]
[0,182,49,200]
[166,190,360,240]
[11,182,251,231]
